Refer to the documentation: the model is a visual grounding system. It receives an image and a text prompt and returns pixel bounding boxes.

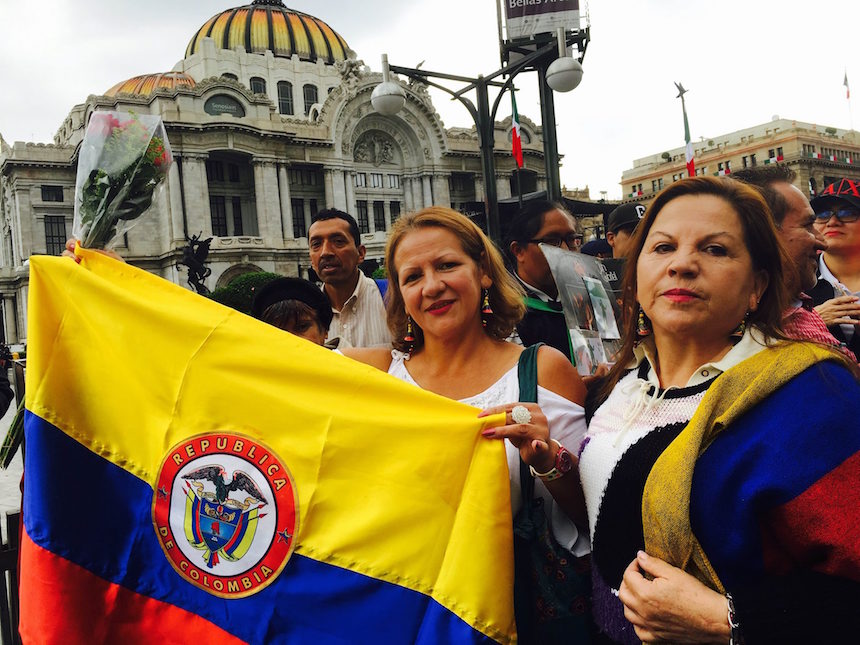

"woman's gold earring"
[481,289,493,327]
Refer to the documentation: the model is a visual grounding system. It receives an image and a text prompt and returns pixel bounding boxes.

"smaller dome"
[105,72,197,97]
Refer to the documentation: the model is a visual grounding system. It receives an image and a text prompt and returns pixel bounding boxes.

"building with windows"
[620,117,860,203]
[0,0,547,344]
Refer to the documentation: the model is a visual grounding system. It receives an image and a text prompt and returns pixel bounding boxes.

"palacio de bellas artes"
[0,0,549,345]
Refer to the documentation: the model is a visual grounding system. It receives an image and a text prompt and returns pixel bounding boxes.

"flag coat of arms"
[20,250,516,644]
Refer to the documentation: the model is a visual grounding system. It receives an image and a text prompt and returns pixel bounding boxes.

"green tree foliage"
[208,271,282,314]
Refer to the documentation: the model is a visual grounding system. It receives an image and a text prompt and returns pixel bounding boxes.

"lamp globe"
[545,57,583,93]
[371,82,406,115]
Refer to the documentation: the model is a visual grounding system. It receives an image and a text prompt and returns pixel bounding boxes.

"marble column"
[2,298,17,344]
[323,169,335,209]
[11,188,27,264]
[422,175,433,206]
[345,171,356,214]
[402,178,414,213]
[383,200,392,230]
[496,174,512,200]
[332,170,348,211]
[166,162,185,244]
[432,174,451,208]
[474,175,485,203]
[252,159,272,239]
[277,164,293,241]
[411,177,424,210]
[181,154,211,237]
[368,199,377,234]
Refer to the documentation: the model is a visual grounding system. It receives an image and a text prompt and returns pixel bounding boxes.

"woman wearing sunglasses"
[809,178,860,357]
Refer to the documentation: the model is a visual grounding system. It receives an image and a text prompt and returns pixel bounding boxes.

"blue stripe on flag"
[23,412,494,645]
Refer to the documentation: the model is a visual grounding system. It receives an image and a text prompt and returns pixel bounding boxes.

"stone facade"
[621,117,860,205]
[0,5,546,345]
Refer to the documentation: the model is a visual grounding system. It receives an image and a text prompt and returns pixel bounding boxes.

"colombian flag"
[20,249,516,644]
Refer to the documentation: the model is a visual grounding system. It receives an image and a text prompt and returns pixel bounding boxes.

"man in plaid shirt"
[732,166,857,361]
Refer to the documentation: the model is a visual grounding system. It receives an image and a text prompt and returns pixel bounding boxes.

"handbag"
[513,343,592,644]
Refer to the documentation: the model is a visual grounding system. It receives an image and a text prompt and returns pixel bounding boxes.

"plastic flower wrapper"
[73,111,172,249]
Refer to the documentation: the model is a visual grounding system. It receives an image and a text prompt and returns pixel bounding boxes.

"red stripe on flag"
[512,131,523,168]
[760,451,860,579]
[19,528,246,645]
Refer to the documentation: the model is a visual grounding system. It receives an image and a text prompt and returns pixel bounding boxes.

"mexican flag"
[511,91,524,168]
[682,102,695,177]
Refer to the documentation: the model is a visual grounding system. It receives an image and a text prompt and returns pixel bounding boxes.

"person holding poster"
[506,200,583,361]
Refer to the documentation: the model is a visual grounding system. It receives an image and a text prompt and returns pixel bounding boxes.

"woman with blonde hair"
[346,206,591,642]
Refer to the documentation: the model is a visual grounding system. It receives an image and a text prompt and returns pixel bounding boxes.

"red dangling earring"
[481,289,493,327]
[404,315,415,343]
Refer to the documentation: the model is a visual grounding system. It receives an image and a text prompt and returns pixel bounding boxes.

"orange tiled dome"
[105,71,196,97]
[186,0,351,64]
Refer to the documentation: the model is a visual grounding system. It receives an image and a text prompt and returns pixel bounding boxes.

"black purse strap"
[517,344,542,510]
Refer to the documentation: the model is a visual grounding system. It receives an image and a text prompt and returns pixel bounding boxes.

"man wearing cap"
[580,238,612,259]
[809,178,860,357]
[307,209,390,348]
[732,167,855,360]
[605,203,646,259]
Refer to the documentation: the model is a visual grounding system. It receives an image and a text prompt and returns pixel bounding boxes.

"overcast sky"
[1,0,858,199]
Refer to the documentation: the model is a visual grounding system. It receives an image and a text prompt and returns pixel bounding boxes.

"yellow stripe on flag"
[26,250,516,643]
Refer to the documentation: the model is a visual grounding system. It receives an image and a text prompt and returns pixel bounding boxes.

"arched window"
[507,127,531,145]
[277,81,294,115]
[249,77,266,95]
[303,84,318,116]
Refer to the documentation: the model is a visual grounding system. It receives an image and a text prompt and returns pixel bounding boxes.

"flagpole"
[675,82,695,177]
[846,70,854,131]
[516,168,523,208]
[511,88,524,208]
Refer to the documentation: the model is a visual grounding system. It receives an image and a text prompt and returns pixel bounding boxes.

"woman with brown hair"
[346,207,591,641]
[579,177,860,643]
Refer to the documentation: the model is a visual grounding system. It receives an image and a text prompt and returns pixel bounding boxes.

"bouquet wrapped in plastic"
[73,111,173,249]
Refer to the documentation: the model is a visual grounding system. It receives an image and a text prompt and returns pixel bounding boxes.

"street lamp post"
[372,30,585,243]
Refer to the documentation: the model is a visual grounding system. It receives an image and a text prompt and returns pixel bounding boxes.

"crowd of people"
[67,172,860,643]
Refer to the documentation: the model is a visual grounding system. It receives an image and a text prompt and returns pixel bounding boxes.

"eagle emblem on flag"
[152,432,298,598]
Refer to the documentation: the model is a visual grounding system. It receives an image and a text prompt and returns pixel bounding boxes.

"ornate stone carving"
[336,58,367,88]
[408,77,431,103]
[353,131,396,166]
[1,183,12,234]
[403,112,426,141]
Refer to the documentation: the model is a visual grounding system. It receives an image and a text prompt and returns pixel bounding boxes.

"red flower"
[88,113,120,139]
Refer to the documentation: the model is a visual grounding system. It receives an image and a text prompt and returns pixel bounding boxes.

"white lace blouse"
[388,350,591,557]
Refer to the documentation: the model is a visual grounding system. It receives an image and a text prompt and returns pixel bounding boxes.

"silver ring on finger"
[511,405,532,425]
